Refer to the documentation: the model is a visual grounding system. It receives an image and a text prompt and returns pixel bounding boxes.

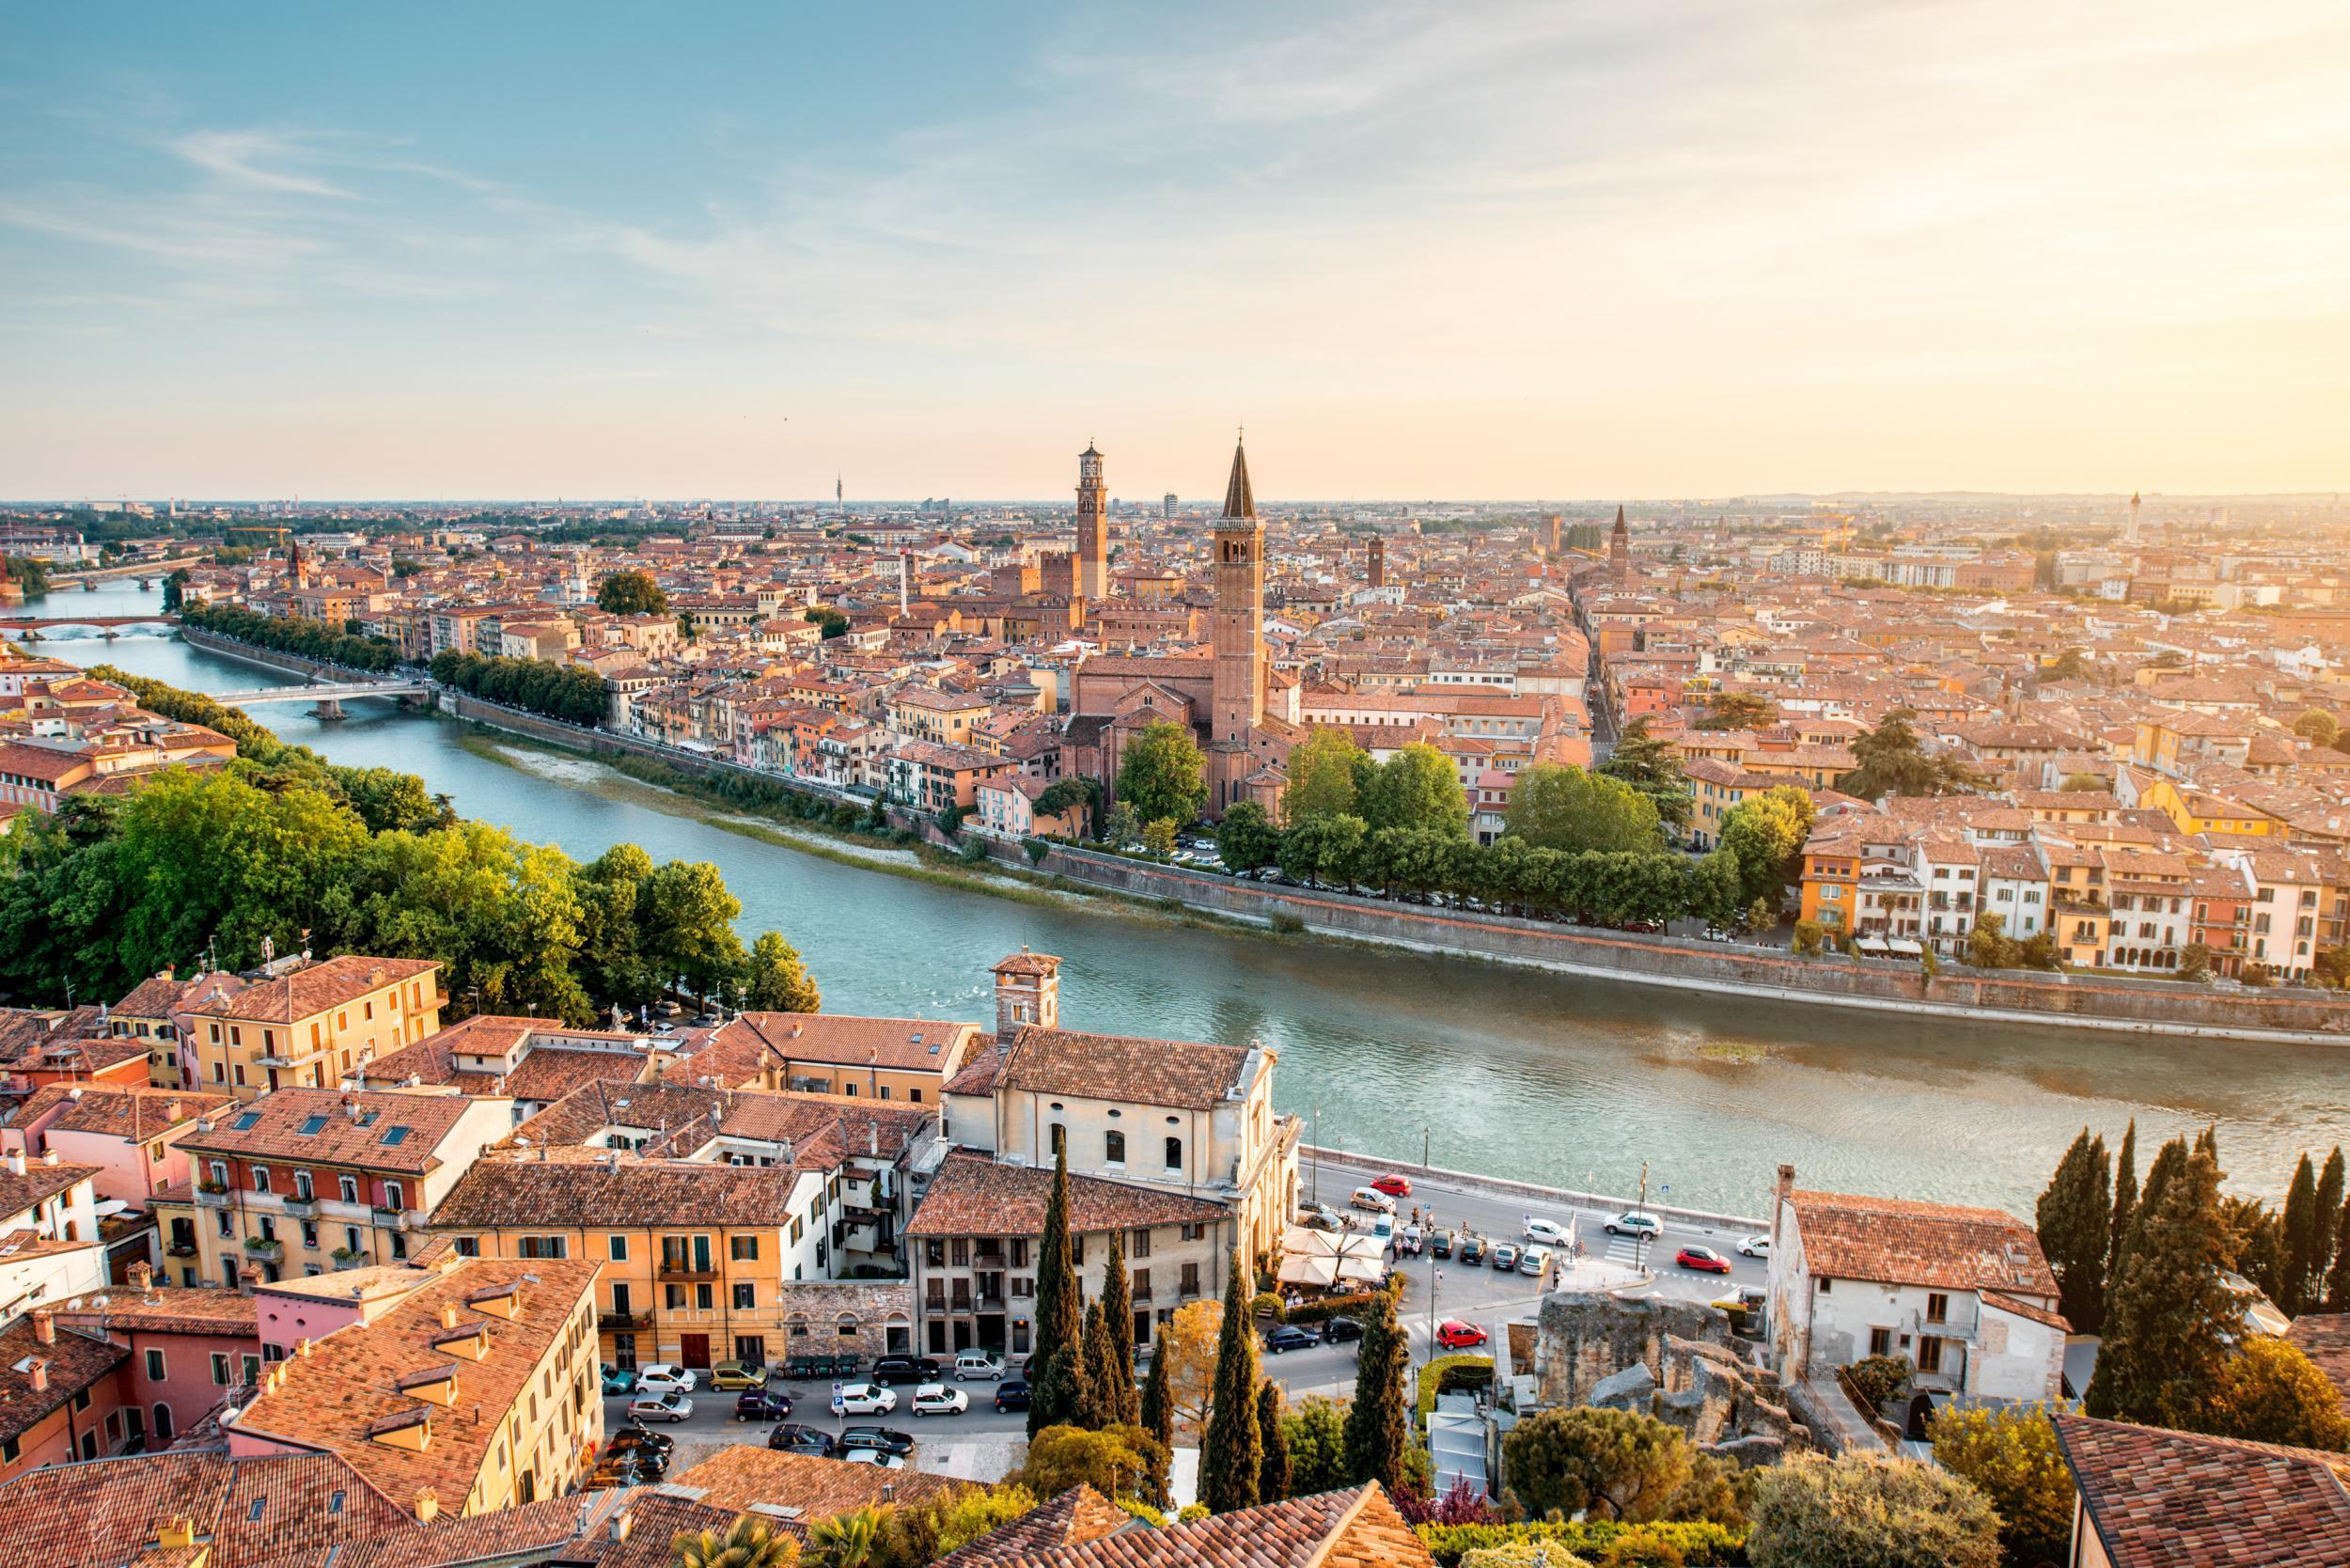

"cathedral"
[1063,439,1299,821]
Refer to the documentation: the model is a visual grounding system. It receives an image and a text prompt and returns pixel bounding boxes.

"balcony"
[196,1185,232,1209]
[243,1237,284,1262]
[656,1262,718,1282]
[281,1194,321,1218]
[599,1309,651,1331]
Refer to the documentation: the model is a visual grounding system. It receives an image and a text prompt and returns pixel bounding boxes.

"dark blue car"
[1264,1325,1321,1354]
[995,1378,1031,1413]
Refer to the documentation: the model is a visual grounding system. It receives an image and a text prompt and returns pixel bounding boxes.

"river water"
[33,579,2350,1215]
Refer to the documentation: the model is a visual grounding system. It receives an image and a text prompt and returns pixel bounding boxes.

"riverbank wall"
[1303,1144,1766,1231]
[165,644,2350,1048]
[975,838,2350,1045]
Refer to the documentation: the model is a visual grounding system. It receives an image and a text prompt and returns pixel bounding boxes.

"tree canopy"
[1836,713,1986,800]
[1596,716,1692,832]
[1504,763,1663,855]
[1115,720,1208,829]
[596,570,668,615]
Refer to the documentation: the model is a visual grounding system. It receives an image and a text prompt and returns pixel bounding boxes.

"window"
[729,1233,759,1262]
[1869,1326,1894,1357]
[1165,1137,1183,1170]
[1104,1131,1125,1164]
[293,1171,313,1200]
[608,1233,630,1262]
[733,1282,756,1309]
[1818,1278,1832,1294]
[212,1353,232,1386]
[338,1175,360,1203]
[296,1114,328,1137]
[1181,1262,1200,1296]
[146,1348,166,1381]
[382,1181,404,1211]
[251,1166,271,1194]
[1130,1229,1152,1259]
[453,1236,479,1257]
[1925,1293,1949,1325]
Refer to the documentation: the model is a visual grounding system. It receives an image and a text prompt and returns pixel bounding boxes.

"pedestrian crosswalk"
[1602,1232,1651,1266]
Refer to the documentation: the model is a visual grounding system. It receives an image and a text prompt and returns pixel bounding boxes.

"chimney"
[1772,1163,1795,1252]
[3,1152,22,1177]
[344,1095,362,1121]
[127,1262,153,1292]
[167,1101,182,1122]
[609,1508,634,1544]
[31,1309,55,1345]
[25,1357,47,1392]
[440,1303,460,1330]
[414,1489,440,1524]
[159,966,175,984]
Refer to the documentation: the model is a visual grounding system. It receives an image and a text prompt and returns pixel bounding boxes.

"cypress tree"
[1027,1143,1087,1436]
[1079,1297,1118,1429]
[2035,1128,2111,1334]
[2085,1146,2240,1427]
[1257,1379,1292,1502]
[1342,1284,1409,1492]
[1199,1251,1263,1513]
[2326,1203,2350,1311]
[2315,1148,2345,1297]
[2282,1153,2321,1315]
[2107,1118,2138,1284]
[1138,1335,1173,1450]
[1098,1227,1139,1425]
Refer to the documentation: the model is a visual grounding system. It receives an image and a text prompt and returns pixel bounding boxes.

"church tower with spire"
[1609,505,1631,584]
[1209,435,1266,812]
[1075,442,1109,602]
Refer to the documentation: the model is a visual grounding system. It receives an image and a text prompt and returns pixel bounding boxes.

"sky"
[3,1,2347,502]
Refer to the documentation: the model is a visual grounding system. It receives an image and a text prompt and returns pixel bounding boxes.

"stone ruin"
[1528,1290,1809,1464]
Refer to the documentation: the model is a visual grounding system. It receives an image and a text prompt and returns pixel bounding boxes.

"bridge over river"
[208,677,435,714]
[0,613,179,637]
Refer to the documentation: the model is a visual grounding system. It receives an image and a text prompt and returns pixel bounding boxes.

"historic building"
[1074,441,1109,604]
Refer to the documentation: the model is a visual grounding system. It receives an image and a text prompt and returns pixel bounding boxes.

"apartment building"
[162,1089,510,1289]
[180,955,445,1102]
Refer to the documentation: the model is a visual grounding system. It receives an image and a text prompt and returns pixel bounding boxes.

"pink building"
[55,1262,261,1450]
[0,1085,229,1212]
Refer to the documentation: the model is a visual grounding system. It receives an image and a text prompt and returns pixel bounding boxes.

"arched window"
[1165,1137,1183,1170]
[153,1403,174,1442]
[786,1313,809,1339]
[1104,1131,1125,1164]
[837,1313,860,1338]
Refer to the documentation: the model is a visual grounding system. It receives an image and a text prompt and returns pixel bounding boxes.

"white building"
[1764,1164,2067,1404]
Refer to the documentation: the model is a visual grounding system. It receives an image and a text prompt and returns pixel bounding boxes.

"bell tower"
[1075,443,1109,602]
[1210,436,1265,811]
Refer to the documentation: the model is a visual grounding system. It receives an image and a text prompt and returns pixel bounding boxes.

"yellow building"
[182,955,444,1101]
[2133,776,2280,839]
[225,1254,603,1517]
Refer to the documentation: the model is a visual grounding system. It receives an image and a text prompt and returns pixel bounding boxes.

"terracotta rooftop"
[178,1089,482,1175]
[992,1025,1255,1112]
[429,1156,805,1229]
[227,1256,601,1515]
[933,1484,1133,1567]
[710,1011,978,1074]
[0,1311,130,1448]
[55,1283,262,1337]
[2285,1314,2350,1421]
[2053,1412,2350,1567]
[668,1443,973,1526]
[10,1084,231,1143]
[906,1152,1229,1239]
[0,1158,102,1221]
[941,1482,1430,1566]
[1788,1187,2060,1300]
[0,1450,412,1568]
[185,957,440,1027]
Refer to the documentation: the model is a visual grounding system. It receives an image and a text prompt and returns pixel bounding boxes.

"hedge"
[1416,1353,1495,1430]
[1417,1520,1747,1567]
[1286,1289,1386,1325]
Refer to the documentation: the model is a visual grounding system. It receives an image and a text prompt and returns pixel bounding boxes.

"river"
[31,578,2350,1216]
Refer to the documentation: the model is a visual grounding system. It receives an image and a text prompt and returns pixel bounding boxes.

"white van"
[1349,1186,1397,1215]
[952,1353,1005,1382]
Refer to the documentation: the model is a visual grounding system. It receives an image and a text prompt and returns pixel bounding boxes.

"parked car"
[1457,1235,1487,1266]
[838,1424,916,1457]
[1523,1217,1572,1247]
[1264,1325,1321,1355]
[1519,1245,1551,1277]
[1349,1186,1398,1215]
[1491,1241,1519,1271]
[1604,1212,1664,1240]
[635,1364,697,1395]
[870,1356,941,1386]
[1676,1246,1733,1274]
[952,1353,1006,1382]
[1321,1315,1365,1343]
[1736,1234,1771,1258]
[1371,1173,1413,1198]
[733,1389,794,1421]
[911,1383,969,1417]
[626,1393,694,1422]
[844,1449,906,1468]
[709,1359,767,1391]
[600,1364,636,1396]
[1435,1319,1488,1350]
[832,1382,899,1416]
[1299,1204,1348,1232]
[1431,1229,1455,1259]
[1396,1224,1424,1256]
[606,1424,674,1459]
[995,1379,1032,1413]
[767,1423,835,1455]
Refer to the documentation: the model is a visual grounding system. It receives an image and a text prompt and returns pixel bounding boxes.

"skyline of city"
[5,1,2348,498]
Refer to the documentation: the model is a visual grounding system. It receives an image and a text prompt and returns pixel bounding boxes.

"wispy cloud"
[169,129,357,199]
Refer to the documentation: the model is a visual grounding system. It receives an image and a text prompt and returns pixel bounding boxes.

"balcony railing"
[656,1262,718,1281]
[598,1309,651,1330]
[196,1186,232,1209]
[281,1195,321,1218]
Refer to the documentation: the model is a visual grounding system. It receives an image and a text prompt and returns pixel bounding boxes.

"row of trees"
[2034,1123,2350,1449]
[3,555,53,595]
[180,600,400,672]
[0,671,816,1024]
[1014,1142,1416,1517]
[430,649,611,727]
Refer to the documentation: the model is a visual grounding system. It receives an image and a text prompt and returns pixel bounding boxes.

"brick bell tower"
[1075,442,1109,603]
[1210,434,1266,814]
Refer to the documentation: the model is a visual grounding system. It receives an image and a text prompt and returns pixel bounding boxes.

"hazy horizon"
[6,2,2347,499]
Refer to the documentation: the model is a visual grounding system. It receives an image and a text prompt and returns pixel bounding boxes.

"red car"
[1676,1246,1732,1275]
[1435,1319,1487,1350]
[1371,1173,1413,1199]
